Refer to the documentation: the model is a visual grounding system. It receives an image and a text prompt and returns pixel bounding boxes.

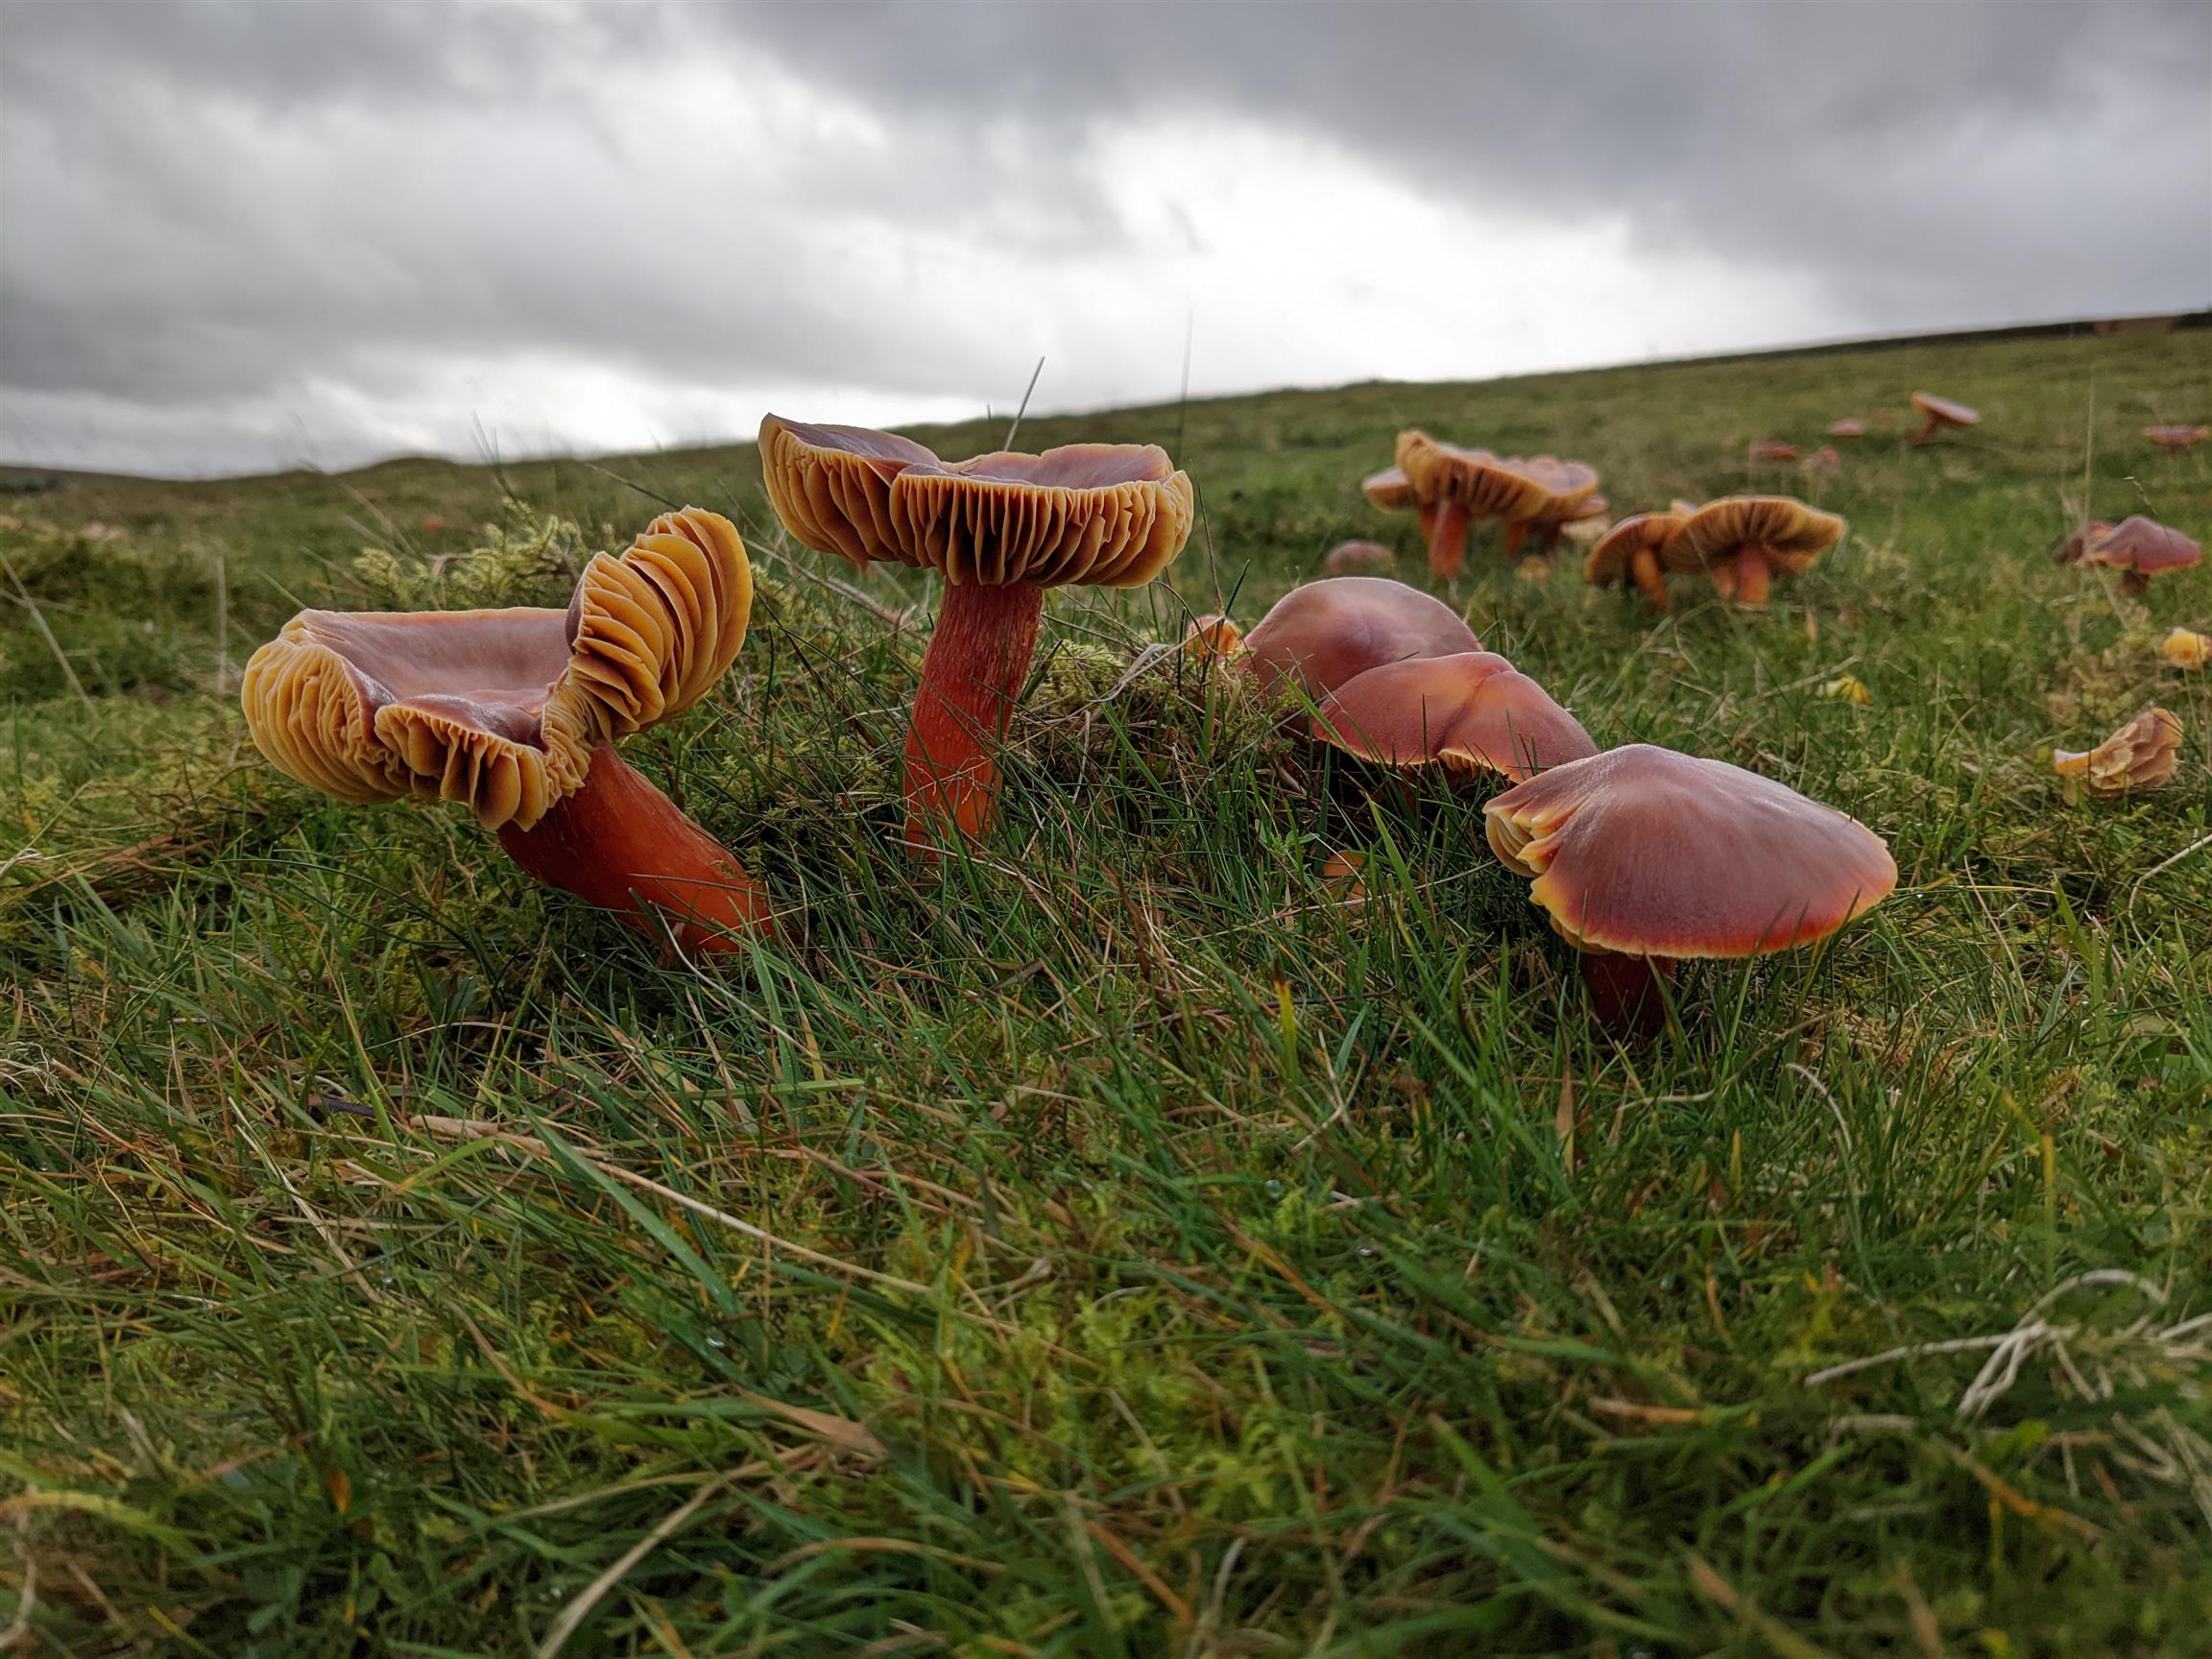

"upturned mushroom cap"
[1584,509,1686,588]
[1361,466,1420,512]
[1240,577,1481,700]
[2143,425,2209,452]
[1911,392,1979,429]
[243,508,751,831]
[1521,456,1602,517]
[1395,432,1555,521]
[1310,651,1597,782]
[1483,745,1897,958]
[1662,495,1844,576]
[1827,419,1867,439]
[1324,539,1398,574]
[2077,516,2202,578]
[758,415,1193,589]
[2054,708,2183,793]
[1747,439,1799,462]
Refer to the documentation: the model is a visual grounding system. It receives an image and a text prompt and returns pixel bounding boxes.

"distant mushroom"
[1584,507,1689,613]
[1395,432,1558,582]
[1324,540,1398,575]
[242,508,775,953]
[2067,515,2202,596]
[2054,708,2183,794]
[2161,628,2211,670]
[2144,425,2210,454]
[1826,419,1866,440]
[1909,393,1979,445]
[1310,651,1597,783]
[1484,745,1896,1029]
[1664,495,1843,610]
[1239,577,1481,702]
[1803,445,1842,479]
[1747,439,1799,463]
[1181,614,1245,660]
[1525,481,1610,570]
[760,416,1193,848]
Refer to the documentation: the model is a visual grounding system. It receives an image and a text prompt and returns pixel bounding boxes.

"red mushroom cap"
[1826,419,1867,439]
[2080,516,2202,577]
[2143,425,2209,452]
[1310,651,1598,782]
[1240,577,1481,700]
[1483,744,1896,958]
[1747,439,1799,462]
[1911,392,1979,428]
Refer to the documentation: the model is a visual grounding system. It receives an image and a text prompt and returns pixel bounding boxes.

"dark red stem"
[903,578,1046,849]
[496,745,776,953]
[1580,951,1677,1036]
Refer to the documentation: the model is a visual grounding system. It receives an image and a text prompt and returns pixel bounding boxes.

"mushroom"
[1181,613,1245,660]
[2161,628,2211,670]
[1909,393,1979,445]
[1584,507,1689,613]
[2067,516,2202,596]
[1664,495,1843,610]
[1310,651,1597,782]
[1483,745,1896,1029]
[1746,439,1799,463]
[1826,419,1867,440]
[1803,445,1842,479]
[2144,425,2210,454]
[1238,576,1482,703]
[759,416,1193,848]
[2054,519,2112,565]
[1526,485,1610,569]
[2054,708,2183,794]
[1324,540,1398,575]
[242,507,774,953]
[1394,432,1558,582]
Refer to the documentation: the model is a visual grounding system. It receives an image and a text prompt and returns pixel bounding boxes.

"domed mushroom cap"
[2055,708,2183,793]
[1324,539,1398,574]
[1240,577,1481,700]
[758,415,1193,589]
[1661,495,1844,575]
[2145,424,2210,452]
[1584,508,1687,588]
[1827,419,1866,439]
[1911,392,1979,428]
[1180,613,1245,660]
[242,508,752,832]
[1361,466,1420,512]
[1310,651,1597,782]
[1483,744,1897,958]
[1395,431,1555,521]
[2079,516,2201,577]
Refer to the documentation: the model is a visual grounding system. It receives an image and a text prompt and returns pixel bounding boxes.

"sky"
[3,0,2208,478]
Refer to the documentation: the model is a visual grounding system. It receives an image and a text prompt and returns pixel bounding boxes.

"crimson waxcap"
[1483,744,1896,958]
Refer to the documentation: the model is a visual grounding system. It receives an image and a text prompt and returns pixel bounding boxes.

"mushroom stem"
[2119,570,2150,598]
[1427,499,1471,581]
[1579,951,1676,1035]
[1630,547,1670,613]
[1417,502,1439,546]
[1909,417,1938,445]
[1502,519,1530,565]
[1733,545,1774,609]
[496,745,775,953]
[903,576,1046,848]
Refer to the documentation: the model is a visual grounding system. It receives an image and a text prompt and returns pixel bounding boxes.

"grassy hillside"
[4,330,2210,1655]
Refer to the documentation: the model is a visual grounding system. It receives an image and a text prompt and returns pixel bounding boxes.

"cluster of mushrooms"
[240,389,2204,1029]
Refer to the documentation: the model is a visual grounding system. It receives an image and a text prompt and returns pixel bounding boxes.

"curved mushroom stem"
[496,745,776,953]
[1579,950,1676,1035]
[1909,417,1938,445]
[1630,547,1671,613]
[1732,545,1774,609]
[1427,499,1471,582]
[903,577,1046,849]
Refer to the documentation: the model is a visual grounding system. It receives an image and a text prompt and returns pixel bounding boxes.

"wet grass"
[4,328,2210,1655]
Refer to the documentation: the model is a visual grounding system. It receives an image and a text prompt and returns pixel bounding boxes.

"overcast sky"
[4,0,2207,478]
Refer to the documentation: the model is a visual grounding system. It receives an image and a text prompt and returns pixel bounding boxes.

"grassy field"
[4,329,2210,1656]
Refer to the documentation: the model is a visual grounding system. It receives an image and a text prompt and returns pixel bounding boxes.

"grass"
[4,328,2210,1656]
